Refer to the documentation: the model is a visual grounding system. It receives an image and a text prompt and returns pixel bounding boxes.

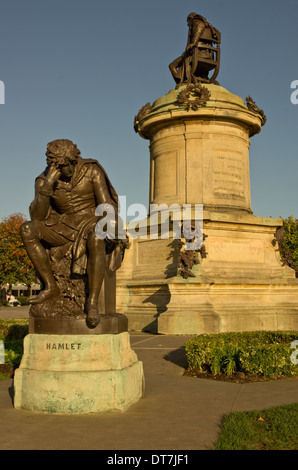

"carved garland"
[246,96,267,126]
[133,102,152,132]
[177,83,211,111]
[177,233,208,279]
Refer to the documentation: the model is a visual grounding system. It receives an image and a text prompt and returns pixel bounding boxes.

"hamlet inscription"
[46,342,82,350]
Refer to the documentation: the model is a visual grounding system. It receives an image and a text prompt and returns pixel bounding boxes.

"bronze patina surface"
[29,314,128,335]
[21,139,126,333]
[169,12,221,86]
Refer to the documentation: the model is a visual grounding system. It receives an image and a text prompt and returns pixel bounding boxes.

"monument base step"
[120,281,298,335]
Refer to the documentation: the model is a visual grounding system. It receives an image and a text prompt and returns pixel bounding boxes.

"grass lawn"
[214,403,298,450]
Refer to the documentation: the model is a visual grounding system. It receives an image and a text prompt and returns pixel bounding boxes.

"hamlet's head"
[46,139,81,166]
[46,139,80,178]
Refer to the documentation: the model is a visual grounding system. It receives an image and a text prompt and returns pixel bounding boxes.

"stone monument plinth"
[141,85,258,215]
[14,332,144,414]
[116,84,298,334]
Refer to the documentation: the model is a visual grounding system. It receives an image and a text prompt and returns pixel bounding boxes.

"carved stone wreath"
[133,102,152,132]
[246,96,267,126]
[177,233,208,279]
[177,83,211,111]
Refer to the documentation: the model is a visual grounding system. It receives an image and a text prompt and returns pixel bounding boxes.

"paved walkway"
[0,306,30,319]
[0,308,297,450]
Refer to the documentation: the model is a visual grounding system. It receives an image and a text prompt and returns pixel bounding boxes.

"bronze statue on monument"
[169,12,221,86]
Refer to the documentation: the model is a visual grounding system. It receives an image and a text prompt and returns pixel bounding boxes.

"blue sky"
[0,0,297,221]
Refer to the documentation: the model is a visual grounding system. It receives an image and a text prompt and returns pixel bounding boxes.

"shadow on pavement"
[163,346,189,370]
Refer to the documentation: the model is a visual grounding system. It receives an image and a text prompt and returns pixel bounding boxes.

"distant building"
[11,283,41,297]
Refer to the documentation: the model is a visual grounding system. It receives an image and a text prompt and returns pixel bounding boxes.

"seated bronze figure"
[21,139,122,329]
[169,13,221,86]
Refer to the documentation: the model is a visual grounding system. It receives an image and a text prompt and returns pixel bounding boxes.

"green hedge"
[0,319,29,368]
[0,319,29,338]
[185,331,298,377]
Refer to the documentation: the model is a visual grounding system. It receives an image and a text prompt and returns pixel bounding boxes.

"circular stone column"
[136,84,262,214]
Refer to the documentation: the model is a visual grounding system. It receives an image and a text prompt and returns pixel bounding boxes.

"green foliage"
[3,340,24,366]
[282,216,298,267]
[0,320,29,376]
[16,296,30,306]
[0,319,29,337]
[185,331,298,377]
[0,213,35,286]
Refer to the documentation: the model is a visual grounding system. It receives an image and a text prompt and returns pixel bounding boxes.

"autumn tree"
[0,213,35,287]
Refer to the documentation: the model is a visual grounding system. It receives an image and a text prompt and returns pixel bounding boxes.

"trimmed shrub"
[0,319,29,370]
[185,331,298,377]
[0,319,29,337]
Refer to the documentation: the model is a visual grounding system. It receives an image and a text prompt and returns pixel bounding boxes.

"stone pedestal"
[116,84,298,334]
[117,212,298,334]
[138,84,260,214]
[29,313,128,335]
[14,332,144,414]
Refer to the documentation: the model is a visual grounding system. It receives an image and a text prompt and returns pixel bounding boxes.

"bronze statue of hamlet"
[21,139,123,329]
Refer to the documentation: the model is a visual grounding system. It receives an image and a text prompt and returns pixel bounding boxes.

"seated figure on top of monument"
[20,139,123,328]
[169,12,221,86]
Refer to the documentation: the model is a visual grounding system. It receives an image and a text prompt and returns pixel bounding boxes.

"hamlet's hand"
[39,164,62,197]
[45,164,62,186]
